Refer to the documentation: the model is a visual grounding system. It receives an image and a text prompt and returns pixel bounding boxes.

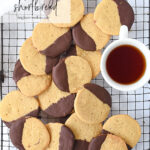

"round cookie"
[10,117,50,150]
[67,45,101,79]
[13,60,51,97]
[65,113,102,150]
[38,81,76,118]
[74,83,111,124]
[46,123,74,150]
[103,114,141,148]
[88,134,128,150]
[20,37,59,75]
[52,56,92,93]
[72,13,110,51]
[0,90,39,128]
[32,22,72,57]
[94,0,134,35]
[47,0,84,27]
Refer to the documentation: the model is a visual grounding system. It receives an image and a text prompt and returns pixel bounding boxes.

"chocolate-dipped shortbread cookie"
[32,22,72,57]
[10,117,50,150]
[0,90,39,128]
[94,0,134,35]
[103,114,141,148]
[88,134,128,150]
[38,81,75,118]
[65,113,102,150]
[74,83,112,124]
[72,13,110,51]
[20,37,59,75]
[52,56,92,93]
[13,60,51,97]
[46,123,75,150]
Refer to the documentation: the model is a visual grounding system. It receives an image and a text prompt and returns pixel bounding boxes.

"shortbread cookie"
[103,114,141,148]
[72,13,110,51]
[65,113,102,150]
[32,23,72,57]
[67,45,101,79]
[94,0,134,35]
[0,90,39,128]
[47,0,84,27]
[10,117,50,150]
[88,134,128,150]
[52,56,92,93]
[38,81,76,117]
[75,83,111,124]
[13,60,51,97]
[46,123,74,150]
[20,37,59,75]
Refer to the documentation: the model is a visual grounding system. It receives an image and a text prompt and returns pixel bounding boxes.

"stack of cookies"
[0,0,141,150]
[0,83,141,150]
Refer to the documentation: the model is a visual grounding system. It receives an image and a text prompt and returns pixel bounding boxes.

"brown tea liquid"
[106,45,146,85]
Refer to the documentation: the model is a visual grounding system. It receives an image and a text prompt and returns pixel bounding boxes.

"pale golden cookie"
[72,13,110,51]
[103,114,141,148]
[49,0,84,27]
[74,83,111,124]
[20,37,59,75]
[32,23,72,57]
[52,56,92,93]
[0,90,39,128]
[22,118,50,150]
[67,45,101,79]
[13,60,51,97]
[88,134,128,150]
[38,81,75,117]
[94,0,134,35]
[46,123,74,150]
[10,117,50,150]
[17,75,51,97]
[65,113,102,142]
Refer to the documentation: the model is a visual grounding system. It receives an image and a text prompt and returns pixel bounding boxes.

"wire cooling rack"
[0,0,150,149]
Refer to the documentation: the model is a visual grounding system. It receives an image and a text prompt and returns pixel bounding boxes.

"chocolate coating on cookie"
[101,130,132,150]
[72,23,96,51]
[41,30,72,57]
[84,83,111,107]
[113,0,134,30]
[53,56,92,93]
[74,140,89,150]
[4,109,39,128]
[89,134,129,150]
[13,60,30,84]
[67,45,77,56]
[52,59,69,92]
[45,94,75,117]
[59,125,75,150]
[42,114,71,124]
[45,56,59,74]
[10,117,26,150]
[88,135,107,150]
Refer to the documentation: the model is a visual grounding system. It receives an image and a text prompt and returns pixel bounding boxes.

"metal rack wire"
[0,0,150,149]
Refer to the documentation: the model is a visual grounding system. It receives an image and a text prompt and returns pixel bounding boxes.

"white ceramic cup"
[101,25,150,91]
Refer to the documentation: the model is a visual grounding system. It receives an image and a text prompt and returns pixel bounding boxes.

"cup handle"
[119,25,129,40]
